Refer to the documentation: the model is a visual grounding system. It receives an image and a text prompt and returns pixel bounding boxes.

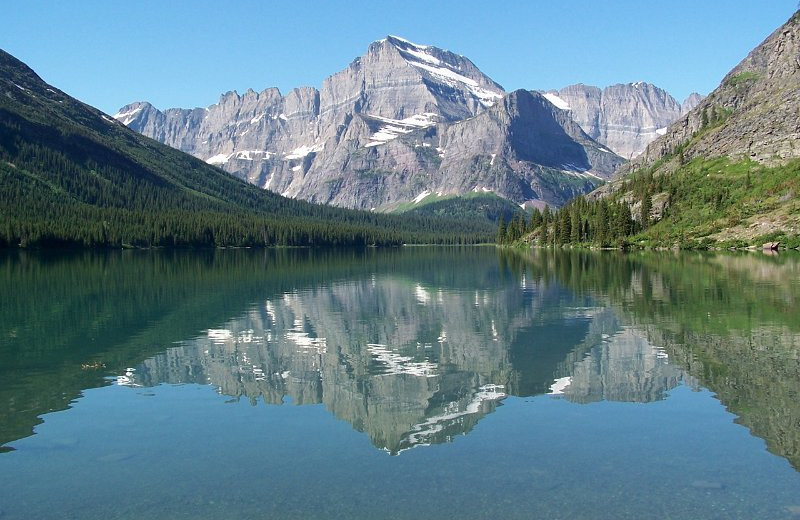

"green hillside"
[607,156,799,248]
[505,154,800,249]
[394,191,527,223]
[0,50,494,248]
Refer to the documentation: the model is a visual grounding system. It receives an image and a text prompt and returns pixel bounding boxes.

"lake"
[1,247,799,519]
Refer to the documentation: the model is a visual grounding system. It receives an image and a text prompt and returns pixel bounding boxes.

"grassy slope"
[619,157,800,248]
[393,191,528,223]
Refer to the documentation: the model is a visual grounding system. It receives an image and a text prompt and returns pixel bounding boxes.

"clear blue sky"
[2,1,797,115]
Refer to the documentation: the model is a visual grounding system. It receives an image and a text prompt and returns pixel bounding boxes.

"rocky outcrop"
[117,36,624,210]
[544,83,704,159]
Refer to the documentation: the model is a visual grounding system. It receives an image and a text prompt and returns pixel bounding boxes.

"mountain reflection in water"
[121,279,683,454]
[1,248,798,468]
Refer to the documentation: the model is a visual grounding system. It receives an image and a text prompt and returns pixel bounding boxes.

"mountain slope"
[628,12,799,170]
[435,89,622,208]
[118,36,624,210]
[0,49,495,247]
[588,11,800,247]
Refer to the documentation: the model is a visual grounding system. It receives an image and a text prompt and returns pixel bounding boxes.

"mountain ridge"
[619,11,800,173]
[116,36,643,210]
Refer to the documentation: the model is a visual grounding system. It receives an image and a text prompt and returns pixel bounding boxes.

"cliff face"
[544,83,703,159]
[116,36,624,210]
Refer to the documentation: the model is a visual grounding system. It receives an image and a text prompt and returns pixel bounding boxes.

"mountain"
[0,48,496,248]
[543,83,704,159]
[628,13,800,169]
[117,36,625,210]
[588,10,800,247]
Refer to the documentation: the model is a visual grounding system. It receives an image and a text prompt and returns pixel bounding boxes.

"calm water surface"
[1,247,799,519]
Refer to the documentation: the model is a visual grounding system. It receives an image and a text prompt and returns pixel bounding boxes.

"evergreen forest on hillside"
[499,157,800,249]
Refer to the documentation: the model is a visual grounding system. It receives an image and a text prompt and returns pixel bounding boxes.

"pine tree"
[570,207,581,243]
[514,214,525,240]
[542,205,551,225]
[596,202,609,245]
[540,221,549,247]
[560,210,571,245]
[641,193,652,228]
[529,208,542,232]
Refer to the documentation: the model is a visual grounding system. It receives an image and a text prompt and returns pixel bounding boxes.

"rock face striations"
[544,83,703,159]
[117,36,629,210]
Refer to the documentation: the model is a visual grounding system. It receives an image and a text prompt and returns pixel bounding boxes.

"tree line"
[497,177,658,247]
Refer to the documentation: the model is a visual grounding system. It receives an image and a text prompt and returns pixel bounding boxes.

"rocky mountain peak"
[381,35,505,107]
[112,101,157,126]
[681,92,704,114]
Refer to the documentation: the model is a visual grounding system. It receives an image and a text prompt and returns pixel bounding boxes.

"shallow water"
[1,247,799,519]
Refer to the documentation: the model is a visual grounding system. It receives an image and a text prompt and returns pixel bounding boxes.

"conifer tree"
[570,207,581,243]
[497,215,507,244]
[540,221,549,247]
[641,193,652,228]
[596,202,609,245]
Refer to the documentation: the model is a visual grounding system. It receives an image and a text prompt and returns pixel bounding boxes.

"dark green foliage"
[401,192,524,227]
[528,208,542,232]
[519,196,636,248]
[640,191,652,228]
[539,215,549,246]
[497,215,507,244]
[497,210,534,244]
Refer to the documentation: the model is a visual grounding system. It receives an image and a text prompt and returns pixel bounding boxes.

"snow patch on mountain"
[113,106,143,126]
[543,93,571,111]
[387,35,429,49]
[406,60,502,106]
[365,113,439,147]
[285,143,324,160]
[413,190,431,204]
[206,150,275,165]
[400,46,441,66]
[472,186,493,193]
[206,153,230,165]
